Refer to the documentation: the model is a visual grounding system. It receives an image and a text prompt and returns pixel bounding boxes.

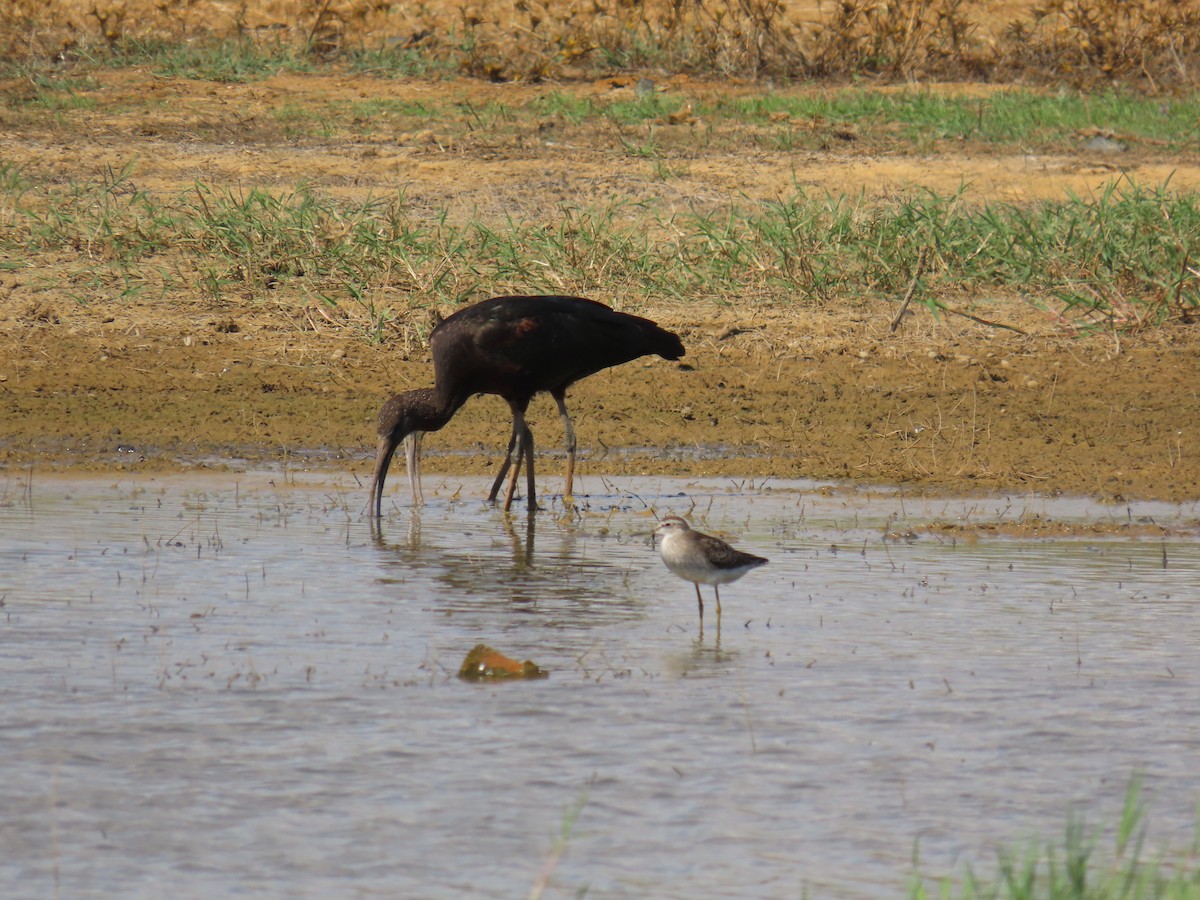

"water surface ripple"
[2,473,1199,898]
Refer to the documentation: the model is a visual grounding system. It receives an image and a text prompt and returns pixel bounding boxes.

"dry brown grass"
[1004,0,1200,89]
[804,0,987,79]
[1,0,1197,88]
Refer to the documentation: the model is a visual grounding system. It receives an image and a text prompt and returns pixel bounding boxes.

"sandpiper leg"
[694,583,704,632]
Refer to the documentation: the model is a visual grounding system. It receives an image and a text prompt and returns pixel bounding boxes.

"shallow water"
[2,470,1200,898]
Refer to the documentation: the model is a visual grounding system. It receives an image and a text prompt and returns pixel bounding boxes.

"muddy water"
[2,471,1199,898]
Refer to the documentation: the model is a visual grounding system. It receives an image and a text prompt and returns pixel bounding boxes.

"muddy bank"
[3,295,1198,504]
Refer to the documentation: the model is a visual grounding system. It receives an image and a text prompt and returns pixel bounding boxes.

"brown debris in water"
[458,644,548,681]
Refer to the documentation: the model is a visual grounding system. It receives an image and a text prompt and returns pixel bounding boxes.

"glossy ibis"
[653,516,768,633]
[370,295,685,515]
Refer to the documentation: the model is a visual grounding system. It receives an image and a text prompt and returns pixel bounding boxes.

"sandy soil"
[2,70,1199,505]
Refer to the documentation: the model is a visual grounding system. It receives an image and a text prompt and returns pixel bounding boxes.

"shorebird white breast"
[653,515,768,624]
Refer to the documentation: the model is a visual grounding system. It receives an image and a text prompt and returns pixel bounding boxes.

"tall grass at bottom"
[910,777,1200,900]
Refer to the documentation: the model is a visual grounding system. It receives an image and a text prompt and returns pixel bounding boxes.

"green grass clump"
[722,91,1200,153]
[1,163,1196,337]
[344,43,455,79]
[911,778,1200,899]
[104,36,313,82]
[6,59,1191,161]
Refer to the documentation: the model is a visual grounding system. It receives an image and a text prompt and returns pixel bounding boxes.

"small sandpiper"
[653,516,768,633]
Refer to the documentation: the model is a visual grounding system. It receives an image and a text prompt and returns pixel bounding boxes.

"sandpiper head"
[654,515,691,538]
[370,388,447,517]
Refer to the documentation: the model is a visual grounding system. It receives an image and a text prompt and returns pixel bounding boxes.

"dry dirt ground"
[2,70,1200,509]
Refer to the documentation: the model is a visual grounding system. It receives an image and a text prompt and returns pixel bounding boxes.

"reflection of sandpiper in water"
[370,295,685,516]
[654,516,768,635]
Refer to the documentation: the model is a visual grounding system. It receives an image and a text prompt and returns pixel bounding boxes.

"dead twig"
[938,303,1029,335]
[1171,248,1195,324]
[890,247,928,332]
[890,247,1027,335]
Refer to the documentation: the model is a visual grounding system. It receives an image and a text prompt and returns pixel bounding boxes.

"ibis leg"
[503,408,529,511]
[488,416,520,504]
[404,432,425,507]
[523,423,536,510]
[503,436,525,511]
[552,390,577,497]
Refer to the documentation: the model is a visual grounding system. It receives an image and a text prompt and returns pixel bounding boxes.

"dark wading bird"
[370,295,685,516]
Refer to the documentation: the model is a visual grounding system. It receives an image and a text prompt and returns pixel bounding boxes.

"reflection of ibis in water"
[654,516,768,634]
[370,295,685,515]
